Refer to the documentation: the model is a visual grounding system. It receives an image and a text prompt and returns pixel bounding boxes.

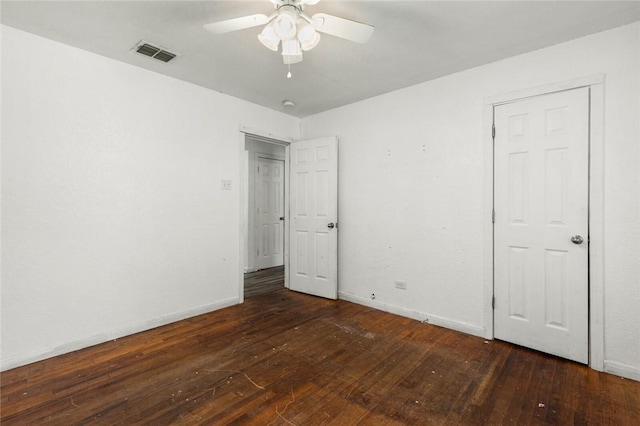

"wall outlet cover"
[395,280,408,290]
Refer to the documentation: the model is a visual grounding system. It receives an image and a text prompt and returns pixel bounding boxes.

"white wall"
[244,138,285,272]
[301,23,640,380]
[0,26,299,370]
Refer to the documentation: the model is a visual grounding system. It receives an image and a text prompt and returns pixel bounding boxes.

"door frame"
[239,127,293,304]
[482,75,605,371]
[255,154,285,271]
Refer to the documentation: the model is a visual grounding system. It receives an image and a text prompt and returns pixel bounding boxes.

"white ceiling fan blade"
[204,14,270,34]
[311,13,374,44]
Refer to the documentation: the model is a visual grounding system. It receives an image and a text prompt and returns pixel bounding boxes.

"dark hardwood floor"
[1,288,638,425]
[244,266,285,298]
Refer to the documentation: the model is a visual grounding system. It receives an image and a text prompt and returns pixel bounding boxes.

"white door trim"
[238,129,293,304]
[482,74,605,371]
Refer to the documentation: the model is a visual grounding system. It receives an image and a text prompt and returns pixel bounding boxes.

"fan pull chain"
[287,62,292,79]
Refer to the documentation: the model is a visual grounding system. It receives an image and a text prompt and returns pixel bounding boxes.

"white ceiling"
[2,1,640,117]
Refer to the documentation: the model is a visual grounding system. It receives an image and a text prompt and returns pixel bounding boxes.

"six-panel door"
[289,137,338,300]
[494,87,589,364]
[257,157,285,270]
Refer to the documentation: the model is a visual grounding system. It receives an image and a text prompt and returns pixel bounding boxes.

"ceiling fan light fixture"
[258,22,280,51]
[204,1,375,71]
[273,5,298,40]
[297,22,320,51]
[282,39,303,65]
[282,39,302,56]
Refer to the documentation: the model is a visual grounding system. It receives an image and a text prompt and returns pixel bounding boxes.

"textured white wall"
[0,26,299,370]
[301,23,640,379]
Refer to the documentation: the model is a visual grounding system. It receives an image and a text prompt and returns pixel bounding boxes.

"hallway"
[244,266,285,298]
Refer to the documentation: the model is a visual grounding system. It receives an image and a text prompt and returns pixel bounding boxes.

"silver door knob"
[327,222,335,229]
[571,235,584,244]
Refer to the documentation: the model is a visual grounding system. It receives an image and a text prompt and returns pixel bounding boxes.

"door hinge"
[492,296,495,309]
[492,123,496,139]
[492,209,495,223]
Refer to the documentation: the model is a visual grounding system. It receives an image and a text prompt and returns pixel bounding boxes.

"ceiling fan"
[204,0,374,68]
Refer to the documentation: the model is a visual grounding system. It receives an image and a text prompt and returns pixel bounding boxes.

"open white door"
[289,137,338,299]
[494,87,589,364]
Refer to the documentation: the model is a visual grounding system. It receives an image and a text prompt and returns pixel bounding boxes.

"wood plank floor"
[1,289,638,425]
[244,266,285,298]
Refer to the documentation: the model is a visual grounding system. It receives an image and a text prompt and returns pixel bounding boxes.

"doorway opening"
[241,134,290,300]
[238,132,339,303]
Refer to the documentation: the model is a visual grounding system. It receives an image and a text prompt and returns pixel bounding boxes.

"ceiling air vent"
[133,41,177,63]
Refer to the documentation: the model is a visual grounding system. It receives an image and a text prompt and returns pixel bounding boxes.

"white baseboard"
[338,291,486,339]
[1,297,239,372]
[604,360,640,382]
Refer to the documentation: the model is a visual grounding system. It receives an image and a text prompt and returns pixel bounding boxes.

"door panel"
[289,137,338,299]
[257,157,284,269]
[494,87,589,364]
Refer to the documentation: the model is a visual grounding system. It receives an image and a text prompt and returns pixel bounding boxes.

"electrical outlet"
[221,179,232,190]
[395,280,407,290]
